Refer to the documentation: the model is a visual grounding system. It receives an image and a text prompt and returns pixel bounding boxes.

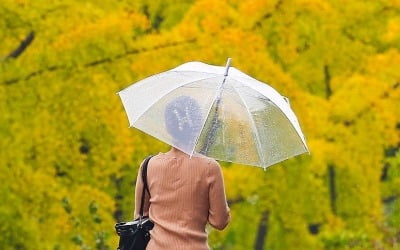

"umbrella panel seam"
[230,83,267,168]
[228,78,309,152]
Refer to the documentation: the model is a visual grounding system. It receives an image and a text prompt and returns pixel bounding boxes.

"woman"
[134,96,230,250]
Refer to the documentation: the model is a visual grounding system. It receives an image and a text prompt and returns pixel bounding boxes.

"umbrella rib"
[231,83,267,168]
[132,74,220,124]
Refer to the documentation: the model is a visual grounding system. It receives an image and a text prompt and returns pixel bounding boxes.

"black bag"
[115,156,154,250]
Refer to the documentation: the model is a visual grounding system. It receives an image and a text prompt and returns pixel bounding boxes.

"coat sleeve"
[207,160,230,230]
[134,160,151,218]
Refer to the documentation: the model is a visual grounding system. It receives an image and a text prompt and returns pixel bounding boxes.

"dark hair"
[164,96,203,147]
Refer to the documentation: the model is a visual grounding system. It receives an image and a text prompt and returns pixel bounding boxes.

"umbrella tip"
[224,58,232,76]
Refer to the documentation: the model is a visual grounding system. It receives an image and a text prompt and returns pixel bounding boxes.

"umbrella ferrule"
[217,58,232,95]
[224,58,232,77]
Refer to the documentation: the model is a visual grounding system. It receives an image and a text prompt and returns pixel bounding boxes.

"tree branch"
[324,64,332,100]
[5,31,35,59]
[227,196,245,206]
[3,38,197,85]
[254,210,270,250]
[328,164,337,215]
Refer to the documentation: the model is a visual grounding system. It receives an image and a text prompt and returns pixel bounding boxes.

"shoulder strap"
[139,155,153,217]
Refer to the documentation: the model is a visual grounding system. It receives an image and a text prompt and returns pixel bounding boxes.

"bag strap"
[139,155,153,217]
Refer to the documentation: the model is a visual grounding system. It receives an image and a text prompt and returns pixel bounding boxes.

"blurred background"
[1,0,399,249]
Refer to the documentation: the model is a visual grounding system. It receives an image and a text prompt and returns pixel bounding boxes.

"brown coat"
[135,148,230,250]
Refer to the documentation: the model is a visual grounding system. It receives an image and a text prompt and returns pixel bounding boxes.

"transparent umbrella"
[118,58,309,169]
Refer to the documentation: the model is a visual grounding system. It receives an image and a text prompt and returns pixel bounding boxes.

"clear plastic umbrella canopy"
[118,59,309,169]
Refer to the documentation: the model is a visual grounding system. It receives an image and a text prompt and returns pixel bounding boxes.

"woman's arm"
[134,160,151,218]
[208,160,230,230]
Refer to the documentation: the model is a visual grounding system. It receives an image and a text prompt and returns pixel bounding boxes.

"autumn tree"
[1,0,399,249]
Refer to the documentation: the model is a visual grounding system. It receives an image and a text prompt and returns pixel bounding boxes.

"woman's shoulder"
[191,153,219,165]
[191,155,221,177]
[153,151,219,167]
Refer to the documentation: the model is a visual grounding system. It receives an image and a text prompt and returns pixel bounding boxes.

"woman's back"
[135,148,230,250]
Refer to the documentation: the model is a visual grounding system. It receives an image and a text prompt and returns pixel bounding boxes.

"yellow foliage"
[383,17,400,42]
[1,0,400,249]
[52,12,149,50]
[387,0,400,7]
[181,0,239,33]
[329,75,387,121]
[237,0,279,29]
